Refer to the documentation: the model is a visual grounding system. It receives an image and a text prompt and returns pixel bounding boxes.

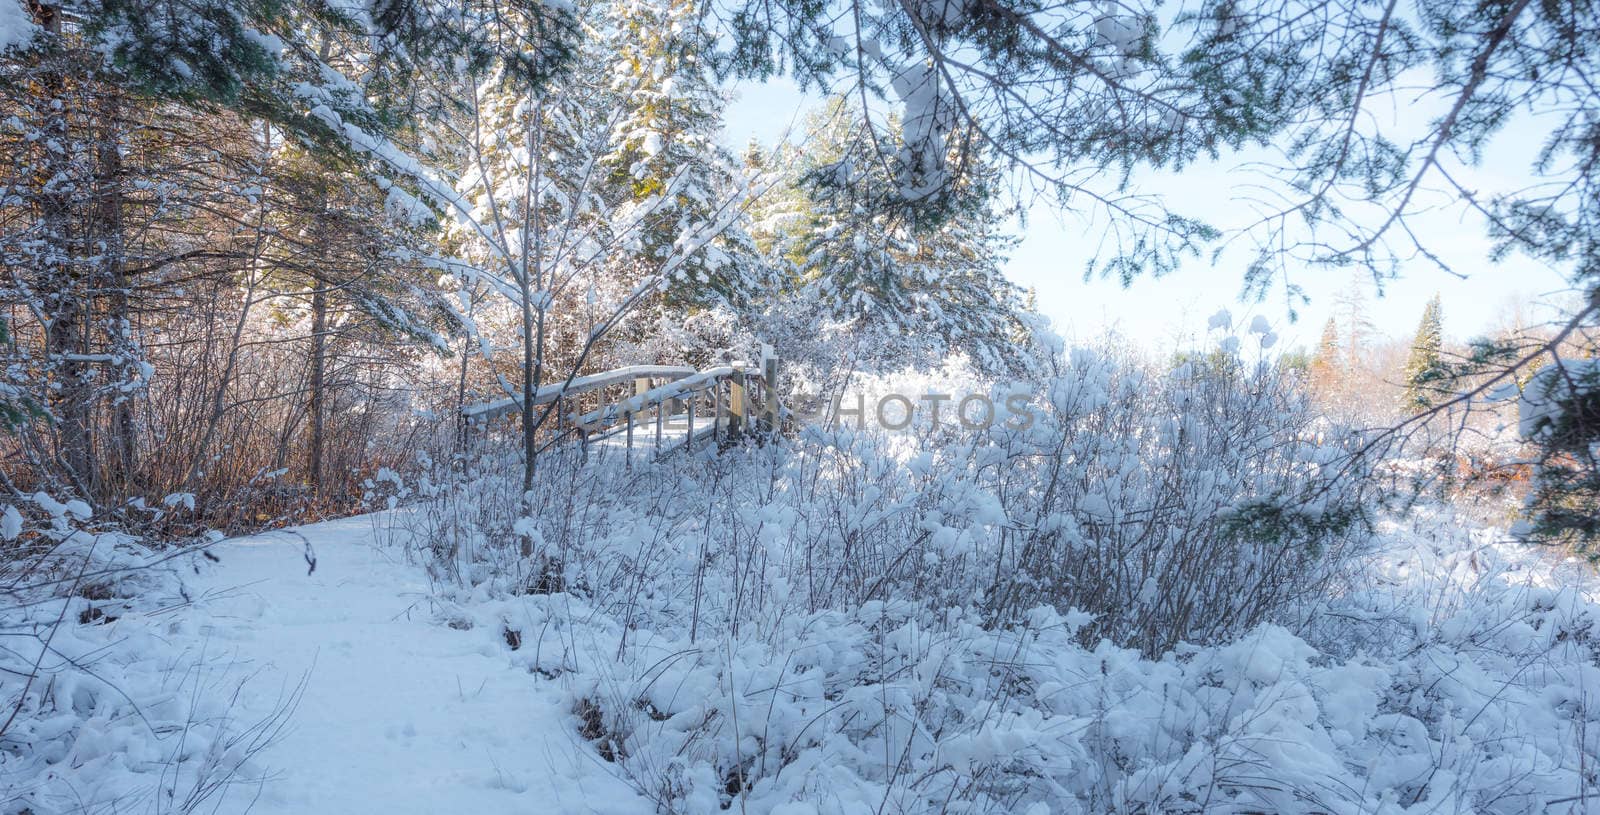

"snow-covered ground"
[7,503,1599,814]
[175,516,649,814]
[2,516,648,814]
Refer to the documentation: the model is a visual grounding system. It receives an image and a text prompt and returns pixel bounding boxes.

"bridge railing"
[460,350,782,466]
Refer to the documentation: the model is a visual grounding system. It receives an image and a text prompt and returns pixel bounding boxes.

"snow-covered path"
[180,516,648,814]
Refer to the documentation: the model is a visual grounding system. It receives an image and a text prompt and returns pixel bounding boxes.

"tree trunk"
[33,8,95,498]
[308,284,328,496]
[95,91,136,501]
[518,102,546,558]
[455,334,471,452]
[518,264,536,492]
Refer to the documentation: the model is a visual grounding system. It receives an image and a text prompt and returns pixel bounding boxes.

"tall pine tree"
[1308,317,1342,398]
[1403,295,1448,411]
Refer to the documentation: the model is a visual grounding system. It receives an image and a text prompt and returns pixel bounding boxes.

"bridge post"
[727,371,746,441]
[714,383,724,442]
[686,397,695,452]
[625,410,634,470]
[762,344,779,433]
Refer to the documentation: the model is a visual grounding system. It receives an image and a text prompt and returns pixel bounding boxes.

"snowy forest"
[2,0,1599,812]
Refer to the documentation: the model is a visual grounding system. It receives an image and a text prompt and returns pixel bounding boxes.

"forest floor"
[172,515,647,814]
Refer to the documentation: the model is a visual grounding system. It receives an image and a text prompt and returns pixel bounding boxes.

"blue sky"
[721,78,1577,354]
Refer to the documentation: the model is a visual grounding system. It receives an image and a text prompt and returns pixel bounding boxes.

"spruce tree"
[1308,317,1342,397]
[0,0,496,506]
[1402,295,1448,411]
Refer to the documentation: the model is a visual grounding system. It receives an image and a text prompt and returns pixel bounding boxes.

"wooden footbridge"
[460,349,782,466]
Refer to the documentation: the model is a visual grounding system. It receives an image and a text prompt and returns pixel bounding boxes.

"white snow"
[1206,307,1232,330]
[1093,2,1142,56]
[0,504,19,540]
[1519,357,1599,439]
[162,491,197,510]
[181,516,649,813]
[0,0,36,53]
[31,490,91,521]
[7,516,650,814]
[13,474,1600,813]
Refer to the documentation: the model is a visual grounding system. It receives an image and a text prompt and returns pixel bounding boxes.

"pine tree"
[0,0,486,507]
[756,98,1028,375]
[602,0,763,313]
[1308,317,1342,397]
[1402,295,1448,411]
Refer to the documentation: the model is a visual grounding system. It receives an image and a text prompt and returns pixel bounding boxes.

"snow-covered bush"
[402,336,1371,652]
[0,496,292,813]
[373,334,1600,813]
[820,342,1372,654]
[422,507,1600,814]
[1517,357,1600,549]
